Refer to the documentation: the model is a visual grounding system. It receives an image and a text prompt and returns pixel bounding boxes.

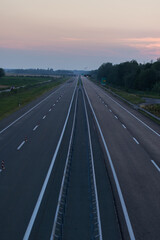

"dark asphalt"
[1,75,159,239]
[0,77,77,239]
[62,88,91,239]
[29,86,121,239]
[0,77,121,240]
[83,77,160,240]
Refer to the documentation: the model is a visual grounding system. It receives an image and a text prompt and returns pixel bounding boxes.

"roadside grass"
[141,104,160,118]
[0,77,66,120]
[106,86,143,104]
[0,76,54,87]
[90,78,160,121]
[104,86,160,118]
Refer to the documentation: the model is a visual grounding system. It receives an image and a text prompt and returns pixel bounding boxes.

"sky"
[0,0,160,70]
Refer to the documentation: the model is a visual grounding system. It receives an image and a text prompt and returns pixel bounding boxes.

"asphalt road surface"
[0,76,160,240]
[82,77,160,240]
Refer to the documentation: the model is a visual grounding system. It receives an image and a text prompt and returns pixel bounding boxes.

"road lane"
[83,77,160,240]
[83,78,160,163]
[29,84,121,240]
[0,77,77,239]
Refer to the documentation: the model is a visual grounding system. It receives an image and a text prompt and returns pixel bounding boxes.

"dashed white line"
[0,85,64,135]
[114,115,118,119]
[109,109,112,112]
[23,84,77,240]
[151,160,160,172]
[49,109,52,112]
[105,104,107,107]
[133,137,139,144]
[33,125,39,131]
[43,115,46,120]
[53,104,55,106]
[56,100,58,102]
[94,84,160,137]
[122,124,126,129]
[17,141,25,150]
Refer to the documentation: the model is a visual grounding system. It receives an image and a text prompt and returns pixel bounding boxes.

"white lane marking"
[84,85,136,240]
[33,125,38,131]
[93,83,160,137]
[17,141,25,150]
[133,137,139,144]
[50,89,78,240]
[23,83,77,240]
[122,124,127,129]
[109,109,112,112]
[0,85,64,135]
[56,100,58,102]
[53,104,55,106]
[43,115,46,120]
[151,160,160,172]
[105,104,107,107]
[83,91,103,240]
[49,109,52,112]
[0,169,2,172]
[114,115,118,119]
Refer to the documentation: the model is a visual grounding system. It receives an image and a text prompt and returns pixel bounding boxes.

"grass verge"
[0,77,66,121]
[90,78,160,123]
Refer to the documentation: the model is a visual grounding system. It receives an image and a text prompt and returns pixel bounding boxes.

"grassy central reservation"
[0,76,67,120]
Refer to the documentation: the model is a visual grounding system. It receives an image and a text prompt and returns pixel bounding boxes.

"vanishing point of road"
[0,76,160,240]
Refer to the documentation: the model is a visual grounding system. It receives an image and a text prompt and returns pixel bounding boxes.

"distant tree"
[136,68,157,90]
[0,68,5,77]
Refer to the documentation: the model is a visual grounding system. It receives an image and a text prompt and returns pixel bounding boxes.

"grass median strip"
[0,77,66,120]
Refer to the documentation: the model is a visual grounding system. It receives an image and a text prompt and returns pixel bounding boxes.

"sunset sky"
[1,0,160,70]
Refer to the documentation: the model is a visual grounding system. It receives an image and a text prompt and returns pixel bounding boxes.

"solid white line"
[93,83,160,137]
[133,137,139,144]
[151,160,160,172]
[43,115,46,119]
[33,125,38,131]
[84,85,136,240]
[122,124,127,129]
[83,90,103,240]
[0,85,64,135]
[23,83,77,240]
[50,89,78,240]
[17,141,25,150]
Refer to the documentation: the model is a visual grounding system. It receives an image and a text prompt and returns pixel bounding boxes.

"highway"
[0,76,160,240]
[82,77,160,240]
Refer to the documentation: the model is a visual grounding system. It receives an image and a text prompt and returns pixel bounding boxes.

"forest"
[92,59,160,94]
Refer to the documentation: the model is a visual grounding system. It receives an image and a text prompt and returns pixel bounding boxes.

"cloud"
[122,37,160,57]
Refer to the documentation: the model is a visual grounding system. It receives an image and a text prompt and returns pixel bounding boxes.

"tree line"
[6,68,74,76]
[0,68,5,78]
[91,59,160,93]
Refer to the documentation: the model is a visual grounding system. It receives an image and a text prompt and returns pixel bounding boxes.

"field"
[0,76,55,87]
[0,76,67,120]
